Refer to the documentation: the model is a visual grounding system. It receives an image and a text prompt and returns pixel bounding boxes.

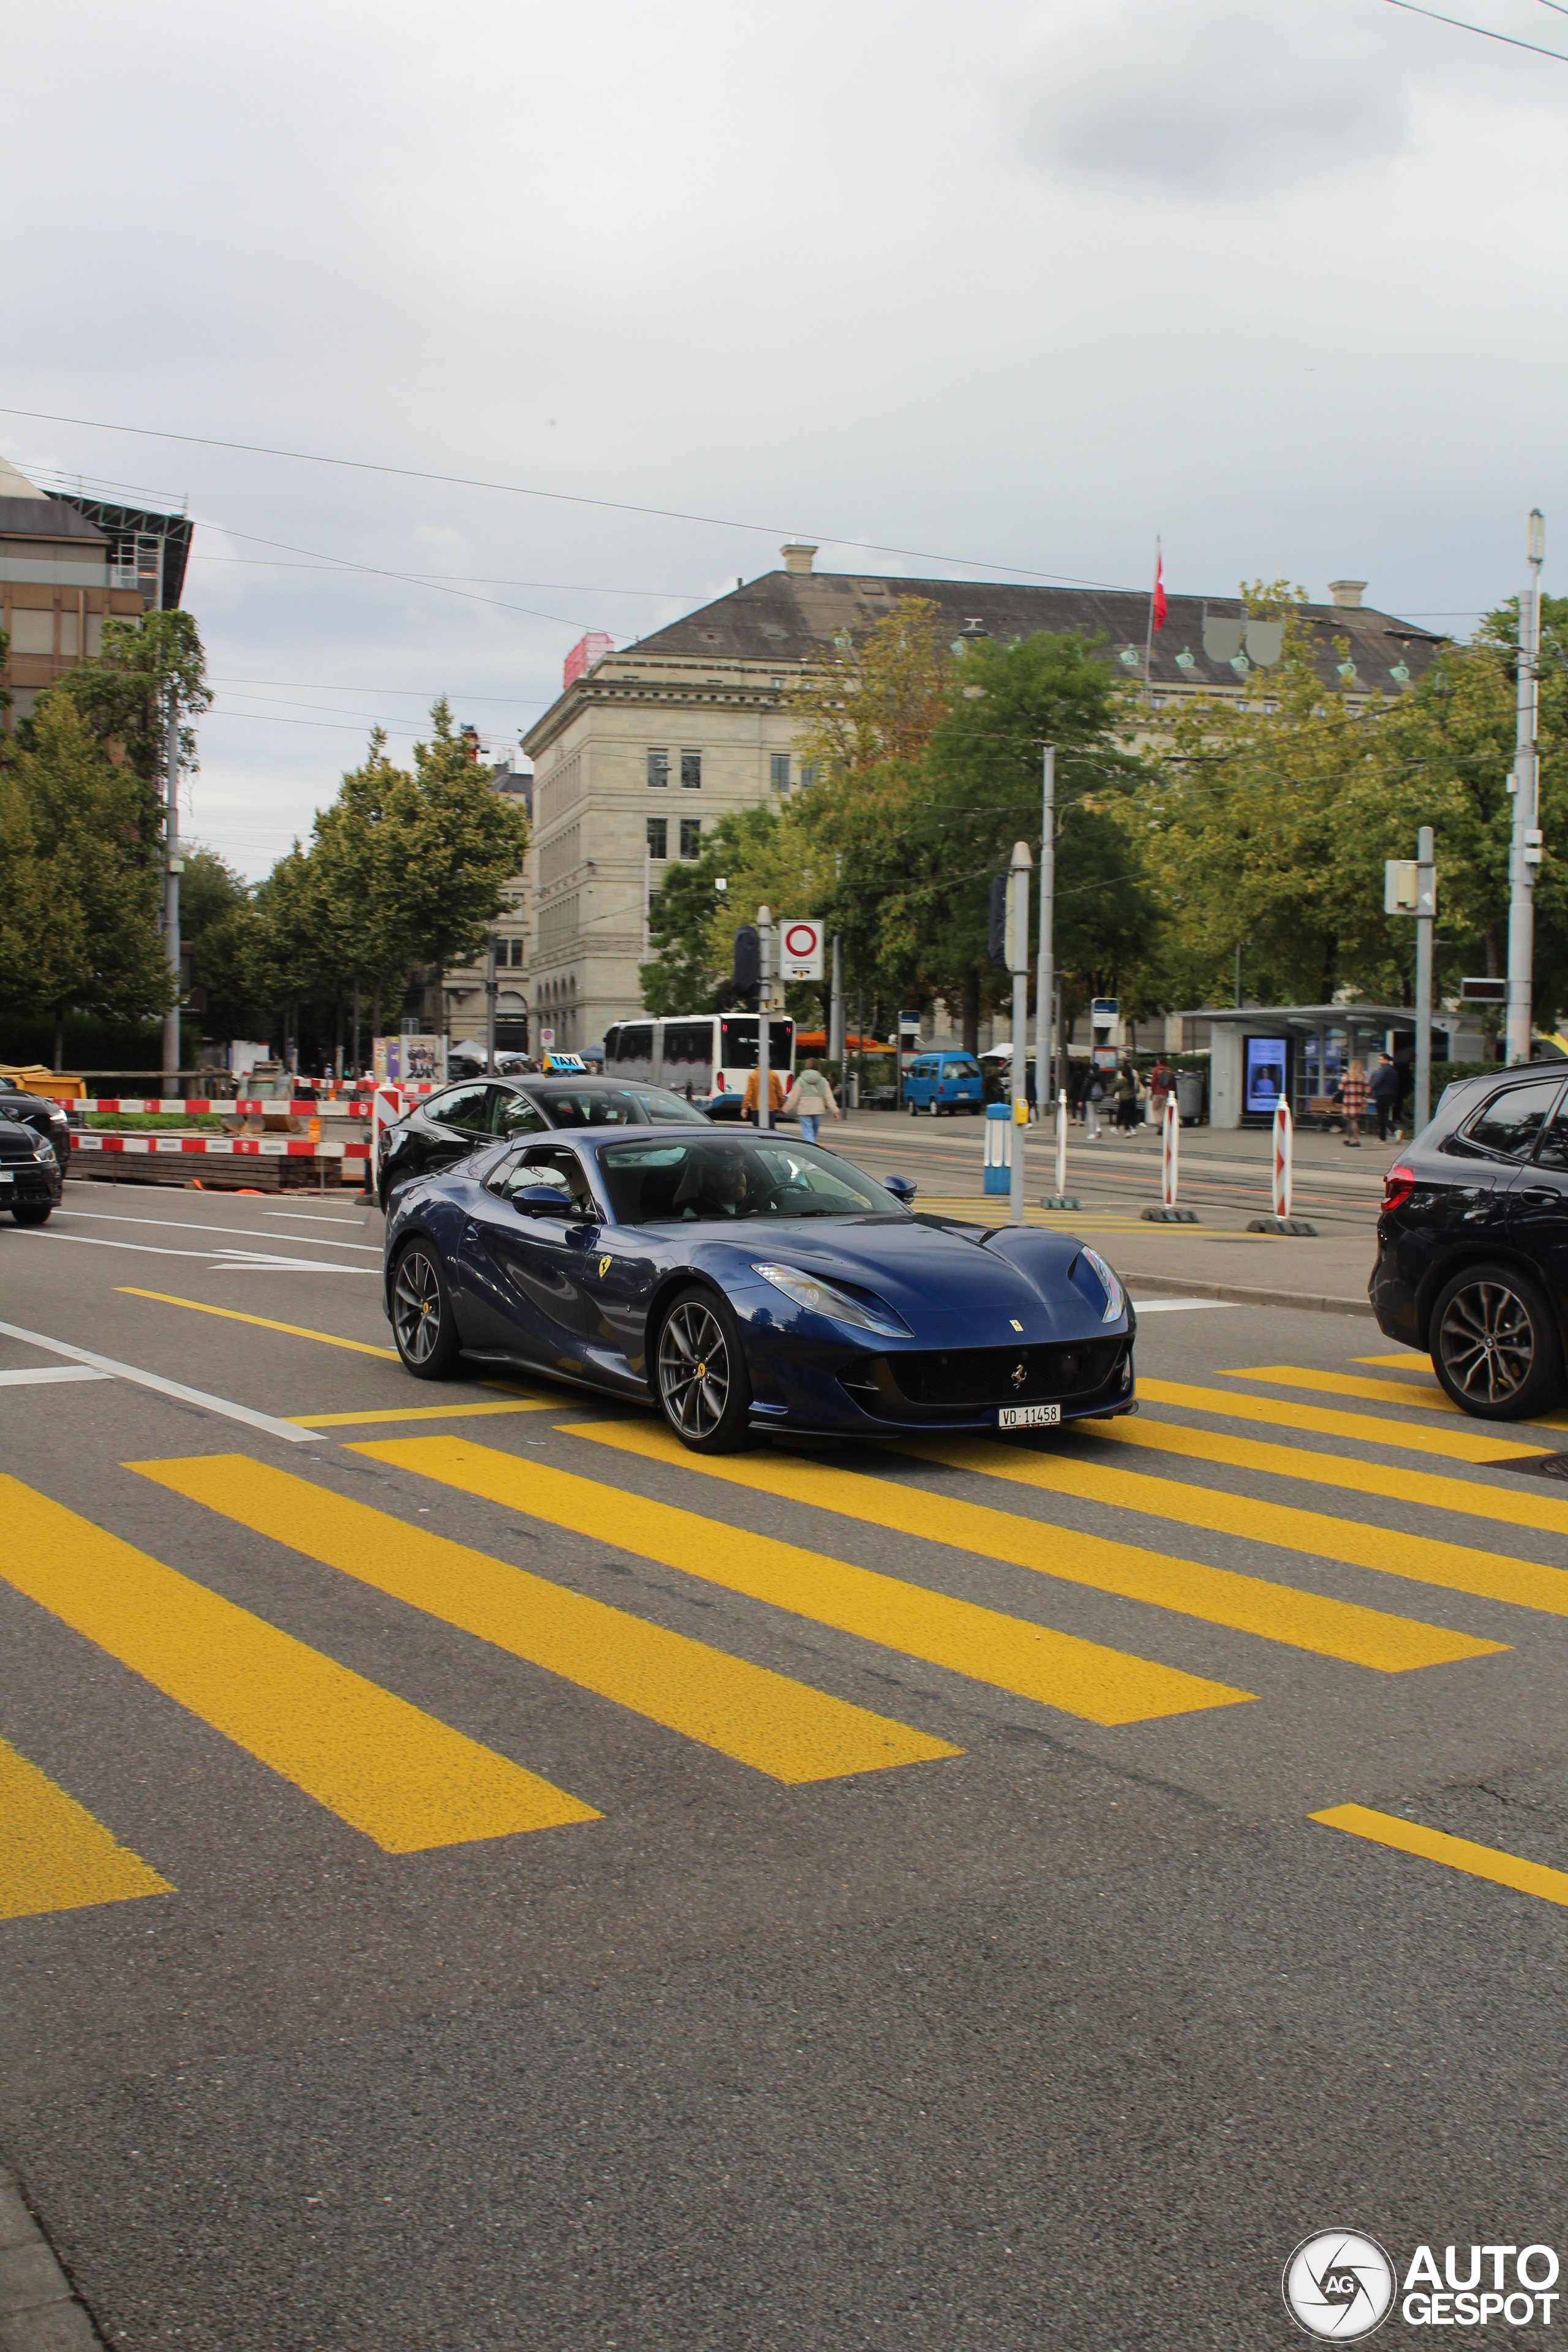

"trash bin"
[1177,1071,1205,1125]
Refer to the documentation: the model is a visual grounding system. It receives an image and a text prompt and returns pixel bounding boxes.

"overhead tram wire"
[0,404,1142,593]
[1379,0,1568,60]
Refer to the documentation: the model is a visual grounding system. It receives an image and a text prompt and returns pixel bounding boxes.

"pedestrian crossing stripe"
[344,1436,1254,1727]
[566,1423,1502,1675]
[1221,1363,1568,1434]
[1085,1412,1568,1550]
[0,1734,172,1921]
[1311,1803,1568,1911]
[0,1472,599,1852]
[1137,1377,1549,1466]
[129,1455,960,1784]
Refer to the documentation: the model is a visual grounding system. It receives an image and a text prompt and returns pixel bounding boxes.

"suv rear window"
[1458,1077,1567,1161]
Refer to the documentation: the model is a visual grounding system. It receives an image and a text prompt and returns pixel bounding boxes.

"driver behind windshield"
[672,1143,758,1218]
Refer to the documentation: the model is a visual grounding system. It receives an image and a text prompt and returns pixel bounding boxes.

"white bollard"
[1272,1095,1293,1221]
[1161,1090,1180,1209]
[1042,1087,1079,1210]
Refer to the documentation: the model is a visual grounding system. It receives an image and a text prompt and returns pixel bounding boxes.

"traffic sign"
[1090,998,1119,1024]
[779,918,824,980]
[540,1025,556,1047]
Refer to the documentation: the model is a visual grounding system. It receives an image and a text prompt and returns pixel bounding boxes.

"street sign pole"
[1035,742,1055,1110]
[758,905,772,1131]
[1008,840,1031,1226]
[1506,509,1545,1065]
[1415,824,1435,1134]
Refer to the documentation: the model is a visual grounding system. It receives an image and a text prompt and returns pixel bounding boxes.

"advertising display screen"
[1243,1035,1290,1115]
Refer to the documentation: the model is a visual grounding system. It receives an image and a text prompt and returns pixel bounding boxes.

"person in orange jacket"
[742,1064,786,1123]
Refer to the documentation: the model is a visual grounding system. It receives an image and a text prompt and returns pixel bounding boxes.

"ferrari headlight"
[751,1262,910,1336]
[1080,1245,1125,1324]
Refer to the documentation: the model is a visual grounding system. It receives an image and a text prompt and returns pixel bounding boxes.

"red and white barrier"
[1161,1091,1180,1208]
[1272,1097,1293,1221]
[72,1133,370,1160]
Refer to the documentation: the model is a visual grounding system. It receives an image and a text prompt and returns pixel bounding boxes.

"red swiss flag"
[1153,542,1167,632]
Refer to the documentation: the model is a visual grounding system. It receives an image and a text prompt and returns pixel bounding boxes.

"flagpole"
[1144,535,1160,706]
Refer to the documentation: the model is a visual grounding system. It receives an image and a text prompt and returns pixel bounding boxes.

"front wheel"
[655,1285,754,1452]
[1430,1262,1562,1420]
[391,1240,462,1379]
[11,1201,52,1226]
[929,1098,941,1118]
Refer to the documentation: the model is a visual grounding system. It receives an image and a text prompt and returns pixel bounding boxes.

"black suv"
[1371,1061,1568,1419]
[0,1077,72,1166]
[375,1075,709,1208]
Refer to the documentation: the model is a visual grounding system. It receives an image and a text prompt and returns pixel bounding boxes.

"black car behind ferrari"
[0,1116,64,1223]
[1371,1059,1568,1418]
[0,1077,72,1167]
[375,1075,710,1208]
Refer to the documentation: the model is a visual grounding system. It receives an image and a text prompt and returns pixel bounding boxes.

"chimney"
[1327,580,1367,610]
[781,542,817,576]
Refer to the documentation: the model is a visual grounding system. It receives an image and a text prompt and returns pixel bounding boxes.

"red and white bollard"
[1272,1095,1293,1221]
[1161,1090,1180,1209]
[1043,1088,1079,1210]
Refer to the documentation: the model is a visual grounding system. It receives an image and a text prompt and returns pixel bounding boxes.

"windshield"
[598,1136,898,1224]
[537,1085,709,1129]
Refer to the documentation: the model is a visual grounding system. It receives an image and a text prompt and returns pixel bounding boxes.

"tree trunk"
[962,966,979,1054]
[53,1006,65,1072]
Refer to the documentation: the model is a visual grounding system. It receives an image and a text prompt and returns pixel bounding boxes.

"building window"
[510,939,524,967]
[647,816,668,860]
[680,749,702,790]
[769,753,790,793]
[799,760,819,790]
[680,817,701,859]
[646,747,669,789]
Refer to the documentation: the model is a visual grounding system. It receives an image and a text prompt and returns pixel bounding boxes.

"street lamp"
[1506,508,1546,1064]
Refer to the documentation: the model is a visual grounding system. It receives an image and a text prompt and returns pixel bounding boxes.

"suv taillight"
[1382,1163,1415,1213]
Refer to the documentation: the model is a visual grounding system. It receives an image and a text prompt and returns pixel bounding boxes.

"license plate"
[0,1172,12,1185]
[998,1402,1060,1430]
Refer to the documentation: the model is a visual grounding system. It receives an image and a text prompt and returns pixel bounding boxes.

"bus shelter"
[1202,1005,1426,1129]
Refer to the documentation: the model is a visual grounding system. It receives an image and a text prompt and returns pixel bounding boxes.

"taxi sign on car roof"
[539,1052,587,1072]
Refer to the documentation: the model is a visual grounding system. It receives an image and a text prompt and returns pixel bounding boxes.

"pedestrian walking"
[1148,1055,1174,1126]
[1369,1053,1401,1144]
[1340,1057,1369,1147]
[1084,1068,1105,1140]
[783,1057,840,1145]
[742,1063,786,1124]
[1114,1060,1139,1133]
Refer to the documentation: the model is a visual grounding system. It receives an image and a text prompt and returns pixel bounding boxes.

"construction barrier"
[72,1134,370,1161]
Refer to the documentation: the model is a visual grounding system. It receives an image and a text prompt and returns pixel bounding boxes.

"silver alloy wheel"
[1438,1277,1536,1404]
[393,1248,443,1366]
[658,1299,731,1440]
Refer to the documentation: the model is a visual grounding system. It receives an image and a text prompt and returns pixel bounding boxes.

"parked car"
[0,1076,72,1166]
[903,1051,986,1117]
[1371,1061,1568,1418]
[376,1074,709,1208]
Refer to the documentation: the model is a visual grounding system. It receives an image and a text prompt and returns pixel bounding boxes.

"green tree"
[38,609,211,869]
[399,699,531,975]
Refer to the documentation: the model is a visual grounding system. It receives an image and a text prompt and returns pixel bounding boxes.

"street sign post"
[779,919,824,981]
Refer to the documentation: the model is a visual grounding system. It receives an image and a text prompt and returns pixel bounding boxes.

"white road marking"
[15,1231,369,1273]
[1128,1298,1232,1314]
[55,1207,380,1252]
[0,1366,113,1387]
[265,1211,374,1227]
[0,1320,322,1444]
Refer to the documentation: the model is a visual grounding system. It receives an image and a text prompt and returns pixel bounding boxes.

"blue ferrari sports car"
[382,1126,1136,1451]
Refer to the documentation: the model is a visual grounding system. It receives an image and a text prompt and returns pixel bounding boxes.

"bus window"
[611,1023,654,1072]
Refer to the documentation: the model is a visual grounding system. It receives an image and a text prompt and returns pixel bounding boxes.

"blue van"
[903,1050,986,1116]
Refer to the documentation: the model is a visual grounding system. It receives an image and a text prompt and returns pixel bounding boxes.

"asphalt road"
[4,1172,1568,2350]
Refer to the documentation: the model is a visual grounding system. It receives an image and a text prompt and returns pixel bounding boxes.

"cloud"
[1009,0,1423,198]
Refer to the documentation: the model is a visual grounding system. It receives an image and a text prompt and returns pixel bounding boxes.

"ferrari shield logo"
[598,1255,611,1278]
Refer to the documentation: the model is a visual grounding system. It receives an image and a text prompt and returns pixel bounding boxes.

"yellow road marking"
[1311,1802,1568,1910]
[908,1434,1544,1635]
[1222,1362,1568,1434]
[117,1288,398,1359]
[359,1436,1256,1728]
[1355,1351,1432,1368]
[1137,1376,1548,1465]
[0,1735,172,1920]
[1,1472,594,1851]
[570,1422,1499,1675]
[132,1454,955,1784]
[1087,1412,1568,1549]
[288,1400,554,1427]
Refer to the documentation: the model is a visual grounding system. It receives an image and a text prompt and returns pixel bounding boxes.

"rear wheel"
[391,1240,462,1379]
[655,1285,753,1452]
[1430,1262,1562,1420]
[929,1098,941,1118]
[11,1201,51,1226]
[908,1099,918,1117]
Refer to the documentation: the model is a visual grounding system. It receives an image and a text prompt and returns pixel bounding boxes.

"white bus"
[602,1013,796,1104]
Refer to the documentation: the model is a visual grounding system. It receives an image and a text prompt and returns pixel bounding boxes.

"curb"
[1125,1270,1375,1319]
[0,2173,105,2350]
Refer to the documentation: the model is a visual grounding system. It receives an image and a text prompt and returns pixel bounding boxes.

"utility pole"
[162,684,182,1098]
[1034,743,1055,1114]
[829,932,844,1071]
[1506,508,1546,1064]
[758,905,773,1130]
[485,934,499,1071]
[1415,824,1435,1134]
[1008,839,1031,1226]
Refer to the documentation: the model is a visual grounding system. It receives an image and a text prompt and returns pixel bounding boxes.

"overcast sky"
[5,0,1564,878]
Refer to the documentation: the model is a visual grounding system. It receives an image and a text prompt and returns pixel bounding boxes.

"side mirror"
[515,1185,572,1216]
[883,1173,917,1204]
